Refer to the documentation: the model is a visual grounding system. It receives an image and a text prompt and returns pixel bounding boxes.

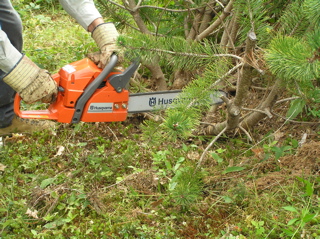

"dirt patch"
[280,141,320,175]
[119,170,159,195]
[250,171,291,191]
[247,141,320,191]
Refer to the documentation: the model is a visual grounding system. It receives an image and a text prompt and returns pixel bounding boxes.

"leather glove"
[88,23,121,68]
[3,55,57,104]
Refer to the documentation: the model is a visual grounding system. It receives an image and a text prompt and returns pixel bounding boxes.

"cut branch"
[276,96,301,104]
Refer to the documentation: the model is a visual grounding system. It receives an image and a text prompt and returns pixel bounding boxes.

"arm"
[0,30,57,104]
[59,0,102,31]
[0,30,22,73]
[59,0,120,68]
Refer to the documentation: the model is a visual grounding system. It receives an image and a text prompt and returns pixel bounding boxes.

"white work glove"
[88,23,121,68]
[3,55,57,104]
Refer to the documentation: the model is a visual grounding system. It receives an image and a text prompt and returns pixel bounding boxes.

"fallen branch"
[242,107,273,118]
[107,126,119,141]
[272,111,320,125]
[275,96,301,104]
[238,125,253,142]
[197,126,227,170]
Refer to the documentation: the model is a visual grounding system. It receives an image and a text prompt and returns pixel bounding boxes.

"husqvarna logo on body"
[88,103,113,113]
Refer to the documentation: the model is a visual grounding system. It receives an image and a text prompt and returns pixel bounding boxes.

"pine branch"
[125,45,242,60]
[266,36,318,82]
[303,0,320,26]
[119,34,243,72]
[277,1,312,37]
[234,0,271,47]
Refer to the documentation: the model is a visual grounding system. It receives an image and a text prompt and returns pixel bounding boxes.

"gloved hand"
[3,55,57,104]
[88,23,121,69]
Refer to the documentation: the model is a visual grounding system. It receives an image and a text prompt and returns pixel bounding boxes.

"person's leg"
[0,0,23,128]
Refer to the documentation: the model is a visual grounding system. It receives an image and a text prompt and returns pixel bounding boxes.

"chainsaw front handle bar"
[71,54,119,123]
[71,54,140,123]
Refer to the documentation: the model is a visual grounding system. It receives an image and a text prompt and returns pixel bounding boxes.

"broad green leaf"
[43,221,58,229]
[43,212,58,221]
[211,152,224,163]
[302,213,316,223]
[169,181,177,191]
[222,196,233,203]
[286,98,306,119]
[222,166,245,174]
[40,178,55,189]
[304,181,314,197]
[283,206,298,213]
[288,218,299,225]
[282,228,294,236]
[164,160,172,170]
[297,177,314,196]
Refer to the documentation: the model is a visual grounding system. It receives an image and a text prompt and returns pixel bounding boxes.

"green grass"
[16,1,97,72]
[1,1,319,238]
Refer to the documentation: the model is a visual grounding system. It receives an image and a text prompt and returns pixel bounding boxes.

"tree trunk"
[209,30,257,134]
[171,70,193,89]
[196,0,234,42]
[240,78,281,129]
[143,62,168,91]
[198,2,216,33]
[186,8,205,41]
[126,0,167,90]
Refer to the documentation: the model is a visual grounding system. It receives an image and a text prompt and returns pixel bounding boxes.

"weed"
[280,178,319,238]
[211,148,226,164]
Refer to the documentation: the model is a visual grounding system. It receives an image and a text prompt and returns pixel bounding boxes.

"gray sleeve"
[0,30,22,73]
[59,0,102,30]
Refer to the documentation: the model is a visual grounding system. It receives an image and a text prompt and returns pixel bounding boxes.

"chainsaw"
[14,55,226,124]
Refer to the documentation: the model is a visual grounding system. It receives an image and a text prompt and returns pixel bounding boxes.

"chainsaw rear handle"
[14,94,55,120]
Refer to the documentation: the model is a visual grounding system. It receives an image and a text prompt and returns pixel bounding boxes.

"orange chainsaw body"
[14,58,129,123]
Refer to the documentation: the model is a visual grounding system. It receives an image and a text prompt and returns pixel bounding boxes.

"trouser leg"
[0,0,23,128]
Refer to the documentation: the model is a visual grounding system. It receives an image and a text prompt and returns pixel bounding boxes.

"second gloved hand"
[3,55,57,104]
[88,23,121,69]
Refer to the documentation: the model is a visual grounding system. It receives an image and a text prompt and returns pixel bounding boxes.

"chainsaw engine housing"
[14,56,131,123]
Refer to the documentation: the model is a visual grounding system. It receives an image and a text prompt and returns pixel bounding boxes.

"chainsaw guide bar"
[128,90,226,114]
[14,55,226,123]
